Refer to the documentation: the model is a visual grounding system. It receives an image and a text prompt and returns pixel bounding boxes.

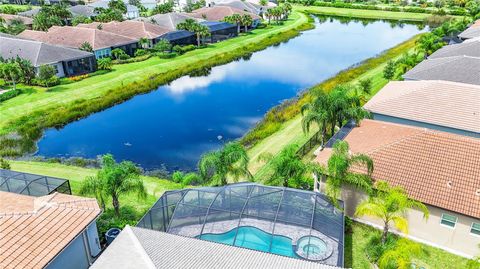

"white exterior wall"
[34,62,65,78]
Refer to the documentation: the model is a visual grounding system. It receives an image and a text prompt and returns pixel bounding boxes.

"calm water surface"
[36,17,425,170]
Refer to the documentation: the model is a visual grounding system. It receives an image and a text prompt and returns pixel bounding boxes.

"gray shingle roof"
[458,22,480,39]
[136,12,203,31]
[429,40,480,59]
[403,56,480,85]
[91,226,341,269]
[68,5,98,18]
[0,34,94,67]
[17,8,40,18]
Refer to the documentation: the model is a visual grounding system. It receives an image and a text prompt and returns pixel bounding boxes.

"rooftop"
[363,80,480,135]
[18,26,137,50]
[0,191,101,269]
[0,168,71,196]
[403,55,480,85]
[458,19,480,39]
[316,119,480,219]
[136,12,203,31]
[429,39,480,59]
[68,5,98,18]
[0,13,33,25]
[88,0,139,13]
[92,226,341,269]
[189,6,260,21]
[77,20,170,40]
[214,0,261,14]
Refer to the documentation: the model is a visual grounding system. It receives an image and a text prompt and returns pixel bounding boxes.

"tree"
[13,57,35,85]
[33,12,63,31]
[241,14,253,32]
[199,141,252,186]
[139,37,150,49]
[108,0,127,14]
[37,64,57,87]
[223,14,242,33]
[153,39,172,52]
[301,90,330,146]
[152,1,174,14]
[355,181,429,244]
[172,171,203,186]
[97,58,113,70]
[378,239,422,269]
[259,0,268,6]
[111,48,127,59]
[79,41,93,52]
[383,60,397,80]
[0,158,11,169]
[94,7,124,22]
[80,154,146,216]
[0,17,26,35]
[72,15,93,26]
[177,18,211,46]
[258,144,312,189]
[320,140,373,206]
[0,62,22,90]
[415,32,444,56]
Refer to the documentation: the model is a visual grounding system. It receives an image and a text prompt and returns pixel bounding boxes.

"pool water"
[199,226,297,258]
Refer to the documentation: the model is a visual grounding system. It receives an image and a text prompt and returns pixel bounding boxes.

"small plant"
[36,65,59,87]
[97,58,113,70]
[0,158,11,169]
[383,60,397,80]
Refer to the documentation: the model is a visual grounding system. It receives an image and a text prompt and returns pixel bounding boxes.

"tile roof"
[188,6,260,21]
[459,19,480,39]
[214,0,261,15]
[364,80,480,134]
[68,5,98,18]
[428,39,480,59]
[77,20,169,40]
[0,13,33,25]
[316,119,480,219]
[88,0,139,13]
[92,226,341,269]
[136,12,203,31]
[0,191,101,269]
[403,55,480,85]
[0,34,94,67]
[18,26,137,51]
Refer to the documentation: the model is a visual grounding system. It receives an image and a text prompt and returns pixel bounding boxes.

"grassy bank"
[0,11,312,157]
[345,222,471,268]
[294,5,435,21]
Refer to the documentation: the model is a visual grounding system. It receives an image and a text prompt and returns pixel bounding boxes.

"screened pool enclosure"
[137,183,344,267]
[0,169,71,196]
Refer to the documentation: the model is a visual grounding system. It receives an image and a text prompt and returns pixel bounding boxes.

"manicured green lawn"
[0,4,35,11]
[295,5,434,21]
[9,160,182,214]
[0,11,308,135]
[345,222,471,269]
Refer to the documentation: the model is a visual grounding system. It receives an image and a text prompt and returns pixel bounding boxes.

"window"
[471,223,480,236]
[440,213,457,228]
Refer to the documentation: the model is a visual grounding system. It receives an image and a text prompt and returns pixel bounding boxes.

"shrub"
[157,52,177,59]
[96,206,139,244]
[134,49,148,57]
[97,58,113,70]
[0,158,11,169]
[68,74,90,82]
[0,88,22,102]
[172,44,196,55]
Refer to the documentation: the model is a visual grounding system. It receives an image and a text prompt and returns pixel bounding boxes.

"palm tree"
[320,140,373,207]
[241,14,253,32]
[177,18,210,46]
[355,180,429,244]
[301,90,330,146]
[378,239,422,269]
[416,32,444,56]
[265,8,273,24]
[79,41,93,52]
[80,154,146,216]
[199,141,252,186]
[258,144,312,189]
[223,14,242,33]
[139,37,150,49]
[97,58,113,70]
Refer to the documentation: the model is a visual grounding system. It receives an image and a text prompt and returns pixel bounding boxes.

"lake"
[36,16,426,171]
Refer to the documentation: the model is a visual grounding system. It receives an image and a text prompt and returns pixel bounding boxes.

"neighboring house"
[88,0,140,19]
[0,13,33,29]
[315,119,480,258]
[363,80,480,138]
[18,26,138,59]
[68,5,99,19]
[458,19,480,40]
[200,21,238,42]
[17,7,41,18]
[428,39,480,59]
[0,34,96,77]
[77,20,170,47]
[91,225,341,269]
[189,6,261,26]
[136,12,203,31]
[207,0,261,15]
[0,191,102,269]
[402,55,480,85]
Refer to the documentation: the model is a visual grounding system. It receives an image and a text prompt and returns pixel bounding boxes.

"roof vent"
[476,189,480,196]
[447,181,453,188]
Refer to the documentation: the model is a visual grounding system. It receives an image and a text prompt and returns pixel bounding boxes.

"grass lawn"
[9,160,182,215]
[295,5,434,21]
[0,11,308,135]
[345,222,471,268]
[0,4,35,11]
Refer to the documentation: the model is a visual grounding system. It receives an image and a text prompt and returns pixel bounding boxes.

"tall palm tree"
[138,37,150,49]
[177,18,210,46]
[355,180,429,244]
[319,140,373,207]
[223,14,242,33]
[199,142,252,186]
[301,90,330,146]
[241,14,253,32]
[80,154,146,216]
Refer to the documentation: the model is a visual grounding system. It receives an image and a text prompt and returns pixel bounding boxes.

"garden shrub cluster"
[0,89,22,103]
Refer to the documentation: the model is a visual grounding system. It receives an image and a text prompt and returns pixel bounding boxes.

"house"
[363,80,480,138]
[88,0,140,19]
[18,26,138,59]
[68,5,98,19]
[0,13,33,29]
[189,6,261,26]
[402,55,480,85]
[135,12,203,31]
[458,19,480,40]
[0,34,96,77]
[200,21,238,42]
[0,191,102,269]
[428,39,480,59]
[77,20,170,47]
[315,119,480,258]
[207,0,261,15]
[91,225,341,269]
[17,8,41,18]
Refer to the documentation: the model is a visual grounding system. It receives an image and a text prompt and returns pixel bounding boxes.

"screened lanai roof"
[0,169,71,197]
[137,183,344,267]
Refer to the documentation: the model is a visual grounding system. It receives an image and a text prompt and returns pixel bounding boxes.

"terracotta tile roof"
[364,80,480,134]
[316,119,480,218]
[188,6,260,21]
[0,191,101,269]
[0,13,33,25]
[77,20,170,40]
[18,26,137,51]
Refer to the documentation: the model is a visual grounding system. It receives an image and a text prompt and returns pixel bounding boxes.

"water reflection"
[36,16,425,171]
